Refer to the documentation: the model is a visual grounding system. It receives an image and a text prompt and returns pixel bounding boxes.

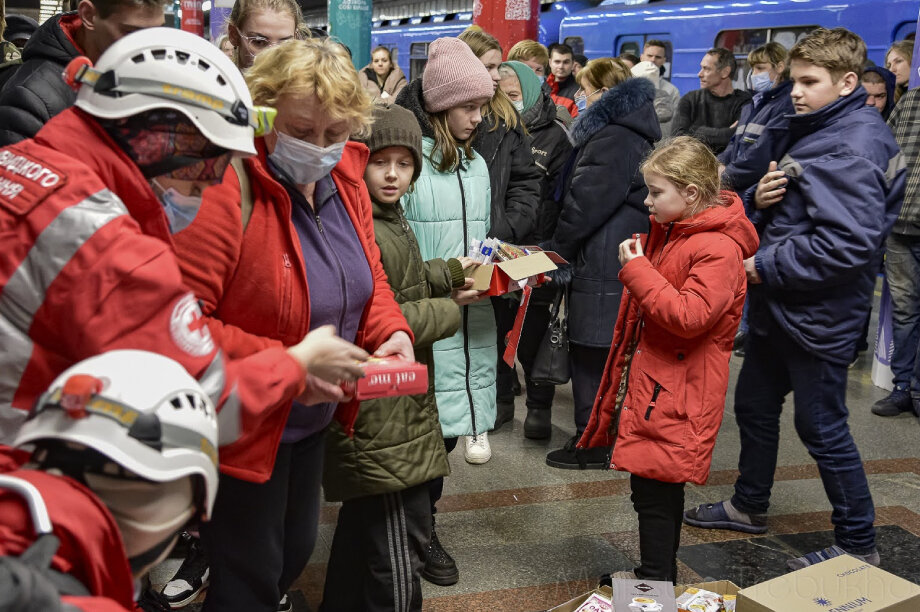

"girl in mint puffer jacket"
[395,36,497,587]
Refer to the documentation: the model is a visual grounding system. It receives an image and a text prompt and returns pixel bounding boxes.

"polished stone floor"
[153,344,920,611]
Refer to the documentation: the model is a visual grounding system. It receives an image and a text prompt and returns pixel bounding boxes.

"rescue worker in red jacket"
[578,137,758,584]
[0,28,369,449]
[0,350,221,611]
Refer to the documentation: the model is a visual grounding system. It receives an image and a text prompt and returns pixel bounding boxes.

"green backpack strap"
[230,157,253,231]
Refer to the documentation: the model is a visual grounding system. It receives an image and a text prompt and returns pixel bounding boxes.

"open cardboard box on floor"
[547,585,613,611]
[470,249,566,296]
[737,555,920,611]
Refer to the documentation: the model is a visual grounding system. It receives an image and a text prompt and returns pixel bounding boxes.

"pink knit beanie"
[422,37,495,113]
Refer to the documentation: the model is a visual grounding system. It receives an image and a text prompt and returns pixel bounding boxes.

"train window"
[564,36,584,55]
[389,46,398,66]
[409,42,430,82]
[620,41,640,57]
[716,26,817,90]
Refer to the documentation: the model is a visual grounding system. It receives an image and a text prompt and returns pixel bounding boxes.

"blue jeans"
[731,314,876,554]
[885,233,920,395]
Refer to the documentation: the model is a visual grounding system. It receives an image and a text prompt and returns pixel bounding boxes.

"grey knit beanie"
[361,105,424,183]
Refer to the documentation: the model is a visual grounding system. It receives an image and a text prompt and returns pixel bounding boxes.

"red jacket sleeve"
[618,236,741,339]
[172,166,282,358]
[34,215,304,448]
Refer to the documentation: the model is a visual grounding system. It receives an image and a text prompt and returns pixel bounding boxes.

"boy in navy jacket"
[685,27,906,570]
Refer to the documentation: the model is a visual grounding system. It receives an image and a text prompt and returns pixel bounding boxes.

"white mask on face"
[151,180,203,234]
[85,473,196,577]
[512,99,525,112]
[269,130,347,185]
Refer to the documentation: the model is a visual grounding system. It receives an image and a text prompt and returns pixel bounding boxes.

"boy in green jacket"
[320,105,480,611]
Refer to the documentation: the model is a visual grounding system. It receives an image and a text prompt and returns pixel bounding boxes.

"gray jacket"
[654,79,680,139]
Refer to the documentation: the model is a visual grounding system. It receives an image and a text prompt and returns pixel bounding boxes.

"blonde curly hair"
[245,38,373,138]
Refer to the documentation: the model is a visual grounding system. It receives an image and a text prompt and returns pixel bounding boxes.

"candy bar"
[340,357,428,400]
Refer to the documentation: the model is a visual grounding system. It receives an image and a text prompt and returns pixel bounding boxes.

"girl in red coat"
[578,136,758,583]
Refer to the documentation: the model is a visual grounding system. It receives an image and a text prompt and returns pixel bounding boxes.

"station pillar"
[473,0,539,57]
[180,0,204,36]
[329,0,372,70]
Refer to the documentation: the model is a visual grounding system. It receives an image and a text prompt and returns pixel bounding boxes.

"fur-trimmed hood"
[569,77,660,147]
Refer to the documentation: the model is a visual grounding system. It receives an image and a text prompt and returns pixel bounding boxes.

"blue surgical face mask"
[512,99,525,112]
[539,75,546,84]
[152,180,202,233]
[750,71,773,94]
[269,130,346,185]
[575,95,587,113]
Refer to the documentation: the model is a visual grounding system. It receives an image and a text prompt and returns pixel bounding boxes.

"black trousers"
[494,295,557,410]
[630,474,685,584]
[201,431,324,612]
[570,343,609,435]
[320,483,432,612]
[427,436,458,517]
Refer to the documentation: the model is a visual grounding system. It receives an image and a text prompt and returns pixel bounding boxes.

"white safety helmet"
[13,350,219,520]
[65,27,276,156]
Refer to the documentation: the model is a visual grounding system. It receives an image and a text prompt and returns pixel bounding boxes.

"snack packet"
[574,592,613,612]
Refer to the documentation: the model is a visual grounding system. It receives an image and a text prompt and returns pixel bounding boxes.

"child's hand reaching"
[618,236,644,266]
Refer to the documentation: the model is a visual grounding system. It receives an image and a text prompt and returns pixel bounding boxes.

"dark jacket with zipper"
[323,198,461,501]
[524,88,574,244]
[718,79,794,195]
[748,88,905,366]
[472,106,541,243]
[523,89,573,306]
[0,12,81,146]
[545,77,660,347]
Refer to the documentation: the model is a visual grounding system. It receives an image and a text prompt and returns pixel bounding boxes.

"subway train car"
[371,1,595,80]
[559,0,919,94]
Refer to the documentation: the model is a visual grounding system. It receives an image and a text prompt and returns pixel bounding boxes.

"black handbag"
[531,287,571,385]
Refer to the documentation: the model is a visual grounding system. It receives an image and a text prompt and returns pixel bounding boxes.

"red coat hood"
[648,190,759,260]
[0,450,135,608]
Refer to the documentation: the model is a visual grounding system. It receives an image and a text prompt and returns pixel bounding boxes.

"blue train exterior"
[559,0,919,95]
[370,1,595,80]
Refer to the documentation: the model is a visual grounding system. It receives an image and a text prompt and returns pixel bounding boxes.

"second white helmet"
[14,350,219,520]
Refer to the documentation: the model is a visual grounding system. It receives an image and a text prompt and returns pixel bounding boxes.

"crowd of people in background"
[0,0,916,610]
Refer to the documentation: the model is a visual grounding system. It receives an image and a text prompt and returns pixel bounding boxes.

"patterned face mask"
[99,109,232,180]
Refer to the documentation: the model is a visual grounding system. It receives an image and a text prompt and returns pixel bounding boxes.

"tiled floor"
[153,348,920,611]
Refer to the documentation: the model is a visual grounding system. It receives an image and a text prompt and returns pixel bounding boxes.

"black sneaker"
[871,387,912,417]
[161,533,210,608]
[139,585,172,612]
[422,525,459,586]
[545,435,609,469]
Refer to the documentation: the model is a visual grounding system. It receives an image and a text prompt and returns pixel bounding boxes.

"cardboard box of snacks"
[470,250,565,296]
[736,555,920,612]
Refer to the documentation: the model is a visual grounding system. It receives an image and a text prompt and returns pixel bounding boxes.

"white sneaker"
[464,433,491,464]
